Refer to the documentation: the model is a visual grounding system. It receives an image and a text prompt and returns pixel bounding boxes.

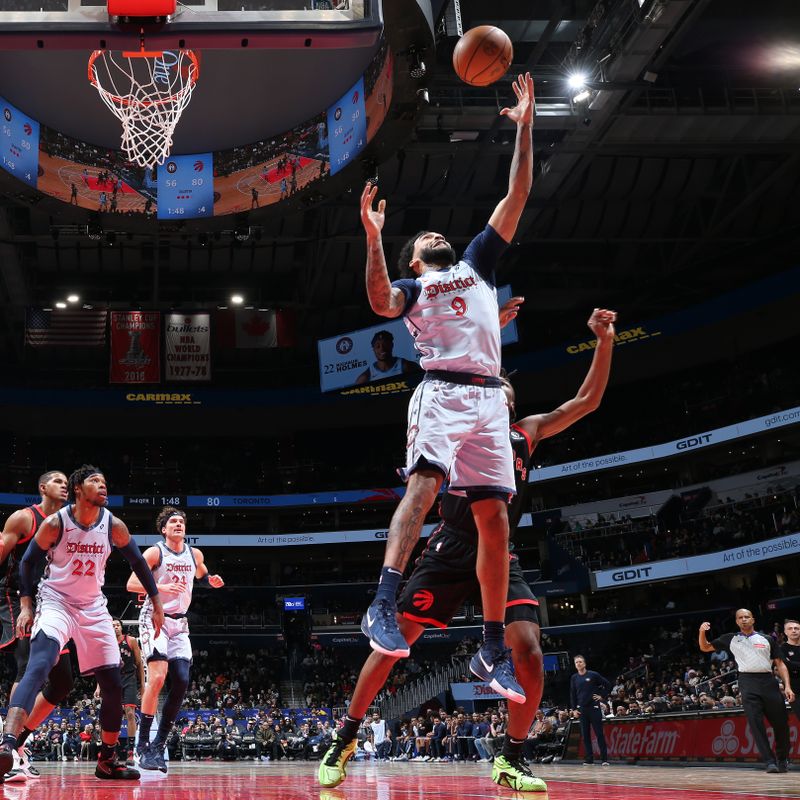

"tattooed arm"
[361,183,406,318]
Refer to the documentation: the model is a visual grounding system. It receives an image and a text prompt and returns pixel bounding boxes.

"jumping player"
[321,307,616,792]
[0,465,164,780]
[128,506,224,773]
[0,471,76,781]
[360,73,536,702]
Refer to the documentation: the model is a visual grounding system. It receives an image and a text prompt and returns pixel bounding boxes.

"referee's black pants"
[578,703,608,763]
[787,674,800,720]
[738,673,789,764]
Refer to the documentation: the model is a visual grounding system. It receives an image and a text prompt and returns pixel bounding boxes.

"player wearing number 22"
[0,465,165,780]
[360,73,535,703]
[128,506,224,773]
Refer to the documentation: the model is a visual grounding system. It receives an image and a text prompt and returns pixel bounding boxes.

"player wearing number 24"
[358,74,536,700]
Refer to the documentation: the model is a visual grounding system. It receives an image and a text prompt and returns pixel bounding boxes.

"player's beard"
[419,244,456,269]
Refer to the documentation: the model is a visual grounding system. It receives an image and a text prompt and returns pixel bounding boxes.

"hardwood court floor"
[7,760,800,799]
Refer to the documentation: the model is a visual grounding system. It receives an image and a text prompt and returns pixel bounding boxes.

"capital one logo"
[712,720,739,756]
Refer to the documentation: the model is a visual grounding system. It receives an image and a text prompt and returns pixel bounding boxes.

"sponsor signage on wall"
[592,532,800,589]
[133,524,439,548]
[530,406,800,483]
[571,713,800,762]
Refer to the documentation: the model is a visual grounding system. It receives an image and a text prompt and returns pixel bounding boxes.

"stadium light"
[55,301,67,309]
[67,294,80,303]
[231,294,244,305]
[567,72,587,91]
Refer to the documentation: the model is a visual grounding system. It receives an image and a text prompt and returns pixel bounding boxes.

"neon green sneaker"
[318,733,357,788]
[492,755,548,792]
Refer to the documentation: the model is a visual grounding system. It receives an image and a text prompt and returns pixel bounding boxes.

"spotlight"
[55,301,67,309]
[567,72,587,91]
[67,294,80,303]
[231,294,244,305]
[409,48,426,79]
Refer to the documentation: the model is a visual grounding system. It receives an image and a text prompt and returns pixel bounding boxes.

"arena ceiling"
[0,0,798,381]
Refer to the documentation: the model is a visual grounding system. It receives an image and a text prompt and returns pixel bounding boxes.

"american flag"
[25,308,108,347]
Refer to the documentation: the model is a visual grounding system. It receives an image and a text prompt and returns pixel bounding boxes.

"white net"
[88,49,199,169]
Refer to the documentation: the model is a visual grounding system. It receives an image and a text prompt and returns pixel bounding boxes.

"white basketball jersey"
[402,260,501,376]
[369,357,404,381]
[394,226,508,377]
[39,505,112,606]
[146,540,196,615]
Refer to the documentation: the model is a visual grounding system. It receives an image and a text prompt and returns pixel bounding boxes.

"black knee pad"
[41,651,74,705]
[96,666,123,733]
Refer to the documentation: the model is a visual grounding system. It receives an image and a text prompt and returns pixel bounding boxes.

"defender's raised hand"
[588,308,617,342]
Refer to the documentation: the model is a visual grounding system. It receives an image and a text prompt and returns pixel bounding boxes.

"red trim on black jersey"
[511,423,534,455]
[506,598,539,608]
[401,611,447,629]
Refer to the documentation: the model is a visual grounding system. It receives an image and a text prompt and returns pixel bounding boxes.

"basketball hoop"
[88,48,200,169]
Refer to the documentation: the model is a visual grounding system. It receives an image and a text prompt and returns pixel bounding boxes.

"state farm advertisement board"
[570,713,800,763]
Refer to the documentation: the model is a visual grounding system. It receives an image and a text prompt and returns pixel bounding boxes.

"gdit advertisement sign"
[593,532,800,589]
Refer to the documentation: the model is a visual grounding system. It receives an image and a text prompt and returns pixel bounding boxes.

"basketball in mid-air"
[452,26,513,87]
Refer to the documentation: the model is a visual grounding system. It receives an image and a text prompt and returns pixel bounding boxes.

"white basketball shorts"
[139,610,192,663]
[33,589,118,676]
[400,377,515,495]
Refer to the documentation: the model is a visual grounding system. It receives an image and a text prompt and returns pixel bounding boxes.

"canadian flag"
[215,309,295,349]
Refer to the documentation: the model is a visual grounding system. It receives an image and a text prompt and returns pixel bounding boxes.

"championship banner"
[165,313,211,382]
[569,713,800,763]
[109,311,160,384]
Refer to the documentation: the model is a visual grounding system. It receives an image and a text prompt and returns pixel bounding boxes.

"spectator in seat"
[472,713,491,762]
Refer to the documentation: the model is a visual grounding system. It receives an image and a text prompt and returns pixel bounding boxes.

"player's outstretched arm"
[516,309,616,446]
[361,183,406,318]
[192,547,224,588]
[126,546,163,593]
[489,73,535,243]
[113,519,164,635]
[16,515,61,636]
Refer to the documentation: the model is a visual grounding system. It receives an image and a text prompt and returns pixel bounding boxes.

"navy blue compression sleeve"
[19,537,49,599]
[118,539,159,597]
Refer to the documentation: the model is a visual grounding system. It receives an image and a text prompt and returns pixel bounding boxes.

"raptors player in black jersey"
[320,307,616,793]
[102,620,144,763]
[0,471,74,781]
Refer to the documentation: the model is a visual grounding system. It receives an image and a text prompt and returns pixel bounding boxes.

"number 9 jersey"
[392,225,509,377]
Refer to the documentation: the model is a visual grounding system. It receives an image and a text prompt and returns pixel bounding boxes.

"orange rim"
[87,49,199,107]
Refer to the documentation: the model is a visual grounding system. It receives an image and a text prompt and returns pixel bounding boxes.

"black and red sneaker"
[0,744,14,778]
[95,754,141,780]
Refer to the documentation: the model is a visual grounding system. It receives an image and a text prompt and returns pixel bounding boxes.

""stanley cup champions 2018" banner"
[109,311,161,384]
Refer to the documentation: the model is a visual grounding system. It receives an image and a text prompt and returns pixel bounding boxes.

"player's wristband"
[197,574,211,587]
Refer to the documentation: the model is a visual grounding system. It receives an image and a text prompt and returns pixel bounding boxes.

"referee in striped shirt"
[699,609,794,773]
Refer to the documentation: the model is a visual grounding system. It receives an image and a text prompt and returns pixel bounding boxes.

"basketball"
[452,26,513,87]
